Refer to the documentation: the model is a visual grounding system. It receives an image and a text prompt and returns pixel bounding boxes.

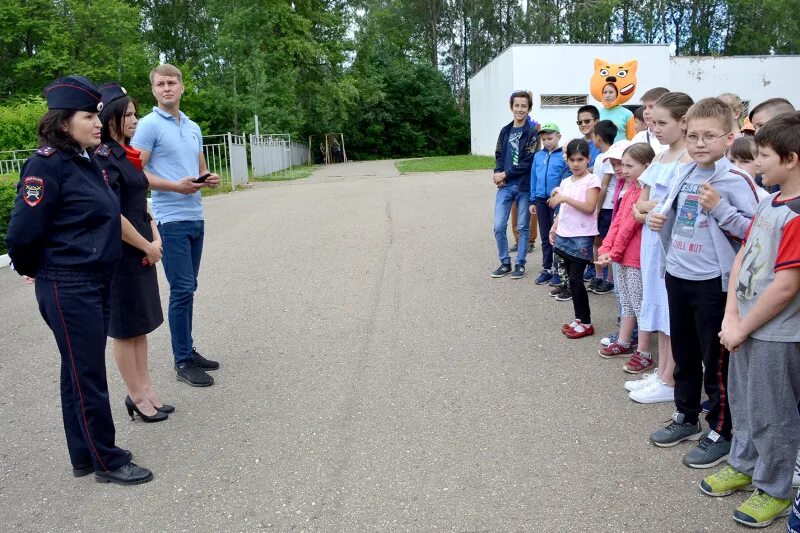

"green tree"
[0,0,153,101]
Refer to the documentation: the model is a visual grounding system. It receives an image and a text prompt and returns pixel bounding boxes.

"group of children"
[492,88,800,529]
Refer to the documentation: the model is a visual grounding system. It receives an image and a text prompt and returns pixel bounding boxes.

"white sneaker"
[793,449,800,488]
[624,369,660,392]
[629,379,674,404]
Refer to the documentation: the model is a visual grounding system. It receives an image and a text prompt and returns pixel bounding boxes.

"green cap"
[540,122,560,133]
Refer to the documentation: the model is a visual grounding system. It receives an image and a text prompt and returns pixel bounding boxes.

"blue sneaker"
[535,270,553,285]
[549,273,562,286]
[583,265,596,281]
[601,332,619,347]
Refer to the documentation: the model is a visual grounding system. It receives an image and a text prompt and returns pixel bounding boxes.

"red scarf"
[124,144,143,172]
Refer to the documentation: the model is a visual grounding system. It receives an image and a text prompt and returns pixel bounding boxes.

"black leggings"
[562,254,591,324]
[666,273,731,437]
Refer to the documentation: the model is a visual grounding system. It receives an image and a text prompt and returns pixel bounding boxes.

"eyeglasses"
[685,132,730,144]
[576,119,595,125]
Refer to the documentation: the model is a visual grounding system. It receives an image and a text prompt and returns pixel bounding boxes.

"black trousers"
[665,273,732,438]
[562,254,591,324]
[35,276,129,472]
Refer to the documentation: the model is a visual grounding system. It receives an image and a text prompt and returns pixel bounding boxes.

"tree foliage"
[0,0,797,157]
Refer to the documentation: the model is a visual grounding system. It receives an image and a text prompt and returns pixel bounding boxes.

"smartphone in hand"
[193,173,212,184]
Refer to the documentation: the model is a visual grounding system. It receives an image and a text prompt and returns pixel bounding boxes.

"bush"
[0,98,47,151]
[0,176,19,255]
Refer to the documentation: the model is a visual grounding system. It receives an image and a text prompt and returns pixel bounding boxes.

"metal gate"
[202,134,248,190]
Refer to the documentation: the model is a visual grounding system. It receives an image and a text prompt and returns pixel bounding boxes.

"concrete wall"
[469,48,514,161]
[670,56,800,110]
[470,45,800,156]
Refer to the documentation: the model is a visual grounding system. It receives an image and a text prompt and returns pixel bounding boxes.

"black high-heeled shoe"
[125,396,168,423]
[155,403,175,414]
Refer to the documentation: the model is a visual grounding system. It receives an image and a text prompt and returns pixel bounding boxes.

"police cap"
[98,82,128,108]
[44,76,103,112]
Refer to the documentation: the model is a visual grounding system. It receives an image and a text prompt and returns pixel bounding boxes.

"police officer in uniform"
[5,76,153,485]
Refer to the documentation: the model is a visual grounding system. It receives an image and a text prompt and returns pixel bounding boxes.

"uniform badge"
[23,176,44,207]
[102,169,109,185]
[35,146,56,157]
[96,144,110,157]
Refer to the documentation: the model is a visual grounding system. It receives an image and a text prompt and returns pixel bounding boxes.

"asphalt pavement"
[0,160,778,531]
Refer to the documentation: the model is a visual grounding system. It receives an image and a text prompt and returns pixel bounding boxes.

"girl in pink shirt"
[597,143,656,369]
[549,139,601,339]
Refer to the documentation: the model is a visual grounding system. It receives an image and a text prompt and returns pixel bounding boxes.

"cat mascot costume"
[590,58,638,142]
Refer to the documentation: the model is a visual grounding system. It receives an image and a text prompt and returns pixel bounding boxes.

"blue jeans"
[159,220,204,366]
[494,184,530,265]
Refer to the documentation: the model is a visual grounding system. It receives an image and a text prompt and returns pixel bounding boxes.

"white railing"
[250,134,309,178]
[0,133,308,185]
[0,149,36,175]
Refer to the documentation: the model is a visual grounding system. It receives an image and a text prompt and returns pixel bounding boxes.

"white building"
[469,44,800,155]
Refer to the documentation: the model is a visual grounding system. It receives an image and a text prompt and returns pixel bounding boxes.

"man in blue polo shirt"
[131,63,222,387]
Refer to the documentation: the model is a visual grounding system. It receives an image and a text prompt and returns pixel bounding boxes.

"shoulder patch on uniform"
[35,146,56,157]
[23,176,44,207]
[95,144,111,158]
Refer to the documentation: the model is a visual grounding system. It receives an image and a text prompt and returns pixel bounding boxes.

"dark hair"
[686,97,734,132]
[577,105,600,120]
[748,97,794,122]
[755,111,800,163]
[640,87,669,103]
[99,95,135,143]
[634,106,645,121]
[565,138,591,159]
[509,90,532,108]
[654,92,694,122]
[593,120,617,145]
[37,109,81,152]
[729,136,758,162]
[622,142,656,166]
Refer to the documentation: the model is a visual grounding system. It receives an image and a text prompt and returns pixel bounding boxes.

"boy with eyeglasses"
[577,105,601,168]
[647,98,759,470]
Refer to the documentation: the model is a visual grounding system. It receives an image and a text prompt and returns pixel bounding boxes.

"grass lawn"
[251,165,316,182]
[395,155,494,173]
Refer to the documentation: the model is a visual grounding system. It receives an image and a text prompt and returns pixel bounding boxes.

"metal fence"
[0,134,307,186]
[249,134,309,178]
[0,149,36,175]
[202,133,250,190]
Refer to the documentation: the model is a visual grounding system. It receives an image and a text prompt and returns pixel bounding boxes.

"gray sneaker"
[491,263,512,278]
[510,264,526,280]
[683,430,731,468]
[650,412,703,448]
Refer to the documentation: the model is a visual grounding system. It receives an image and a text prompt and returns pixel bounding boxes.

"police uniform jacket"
[5,146,122,279]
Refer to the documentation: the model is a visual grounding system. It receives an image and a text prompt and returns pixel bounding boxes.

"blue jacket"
[530,147,569,200]
[494,120,539,193]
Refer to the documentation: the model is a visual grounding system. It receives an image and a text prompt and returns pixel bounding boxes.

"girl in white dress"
[625,92,695,403]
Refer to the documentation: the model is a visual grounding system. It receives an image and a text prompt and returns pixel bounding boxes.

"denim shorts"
[554,235,594,262]
[597,209,613,238]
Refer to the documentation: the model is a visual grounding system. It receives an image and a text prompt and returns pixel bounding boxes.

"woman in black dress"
[96,83,171,423]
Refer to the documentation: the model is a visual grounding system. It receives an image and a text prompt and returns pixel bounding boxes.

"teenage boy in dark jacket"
[492,90,539,279]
